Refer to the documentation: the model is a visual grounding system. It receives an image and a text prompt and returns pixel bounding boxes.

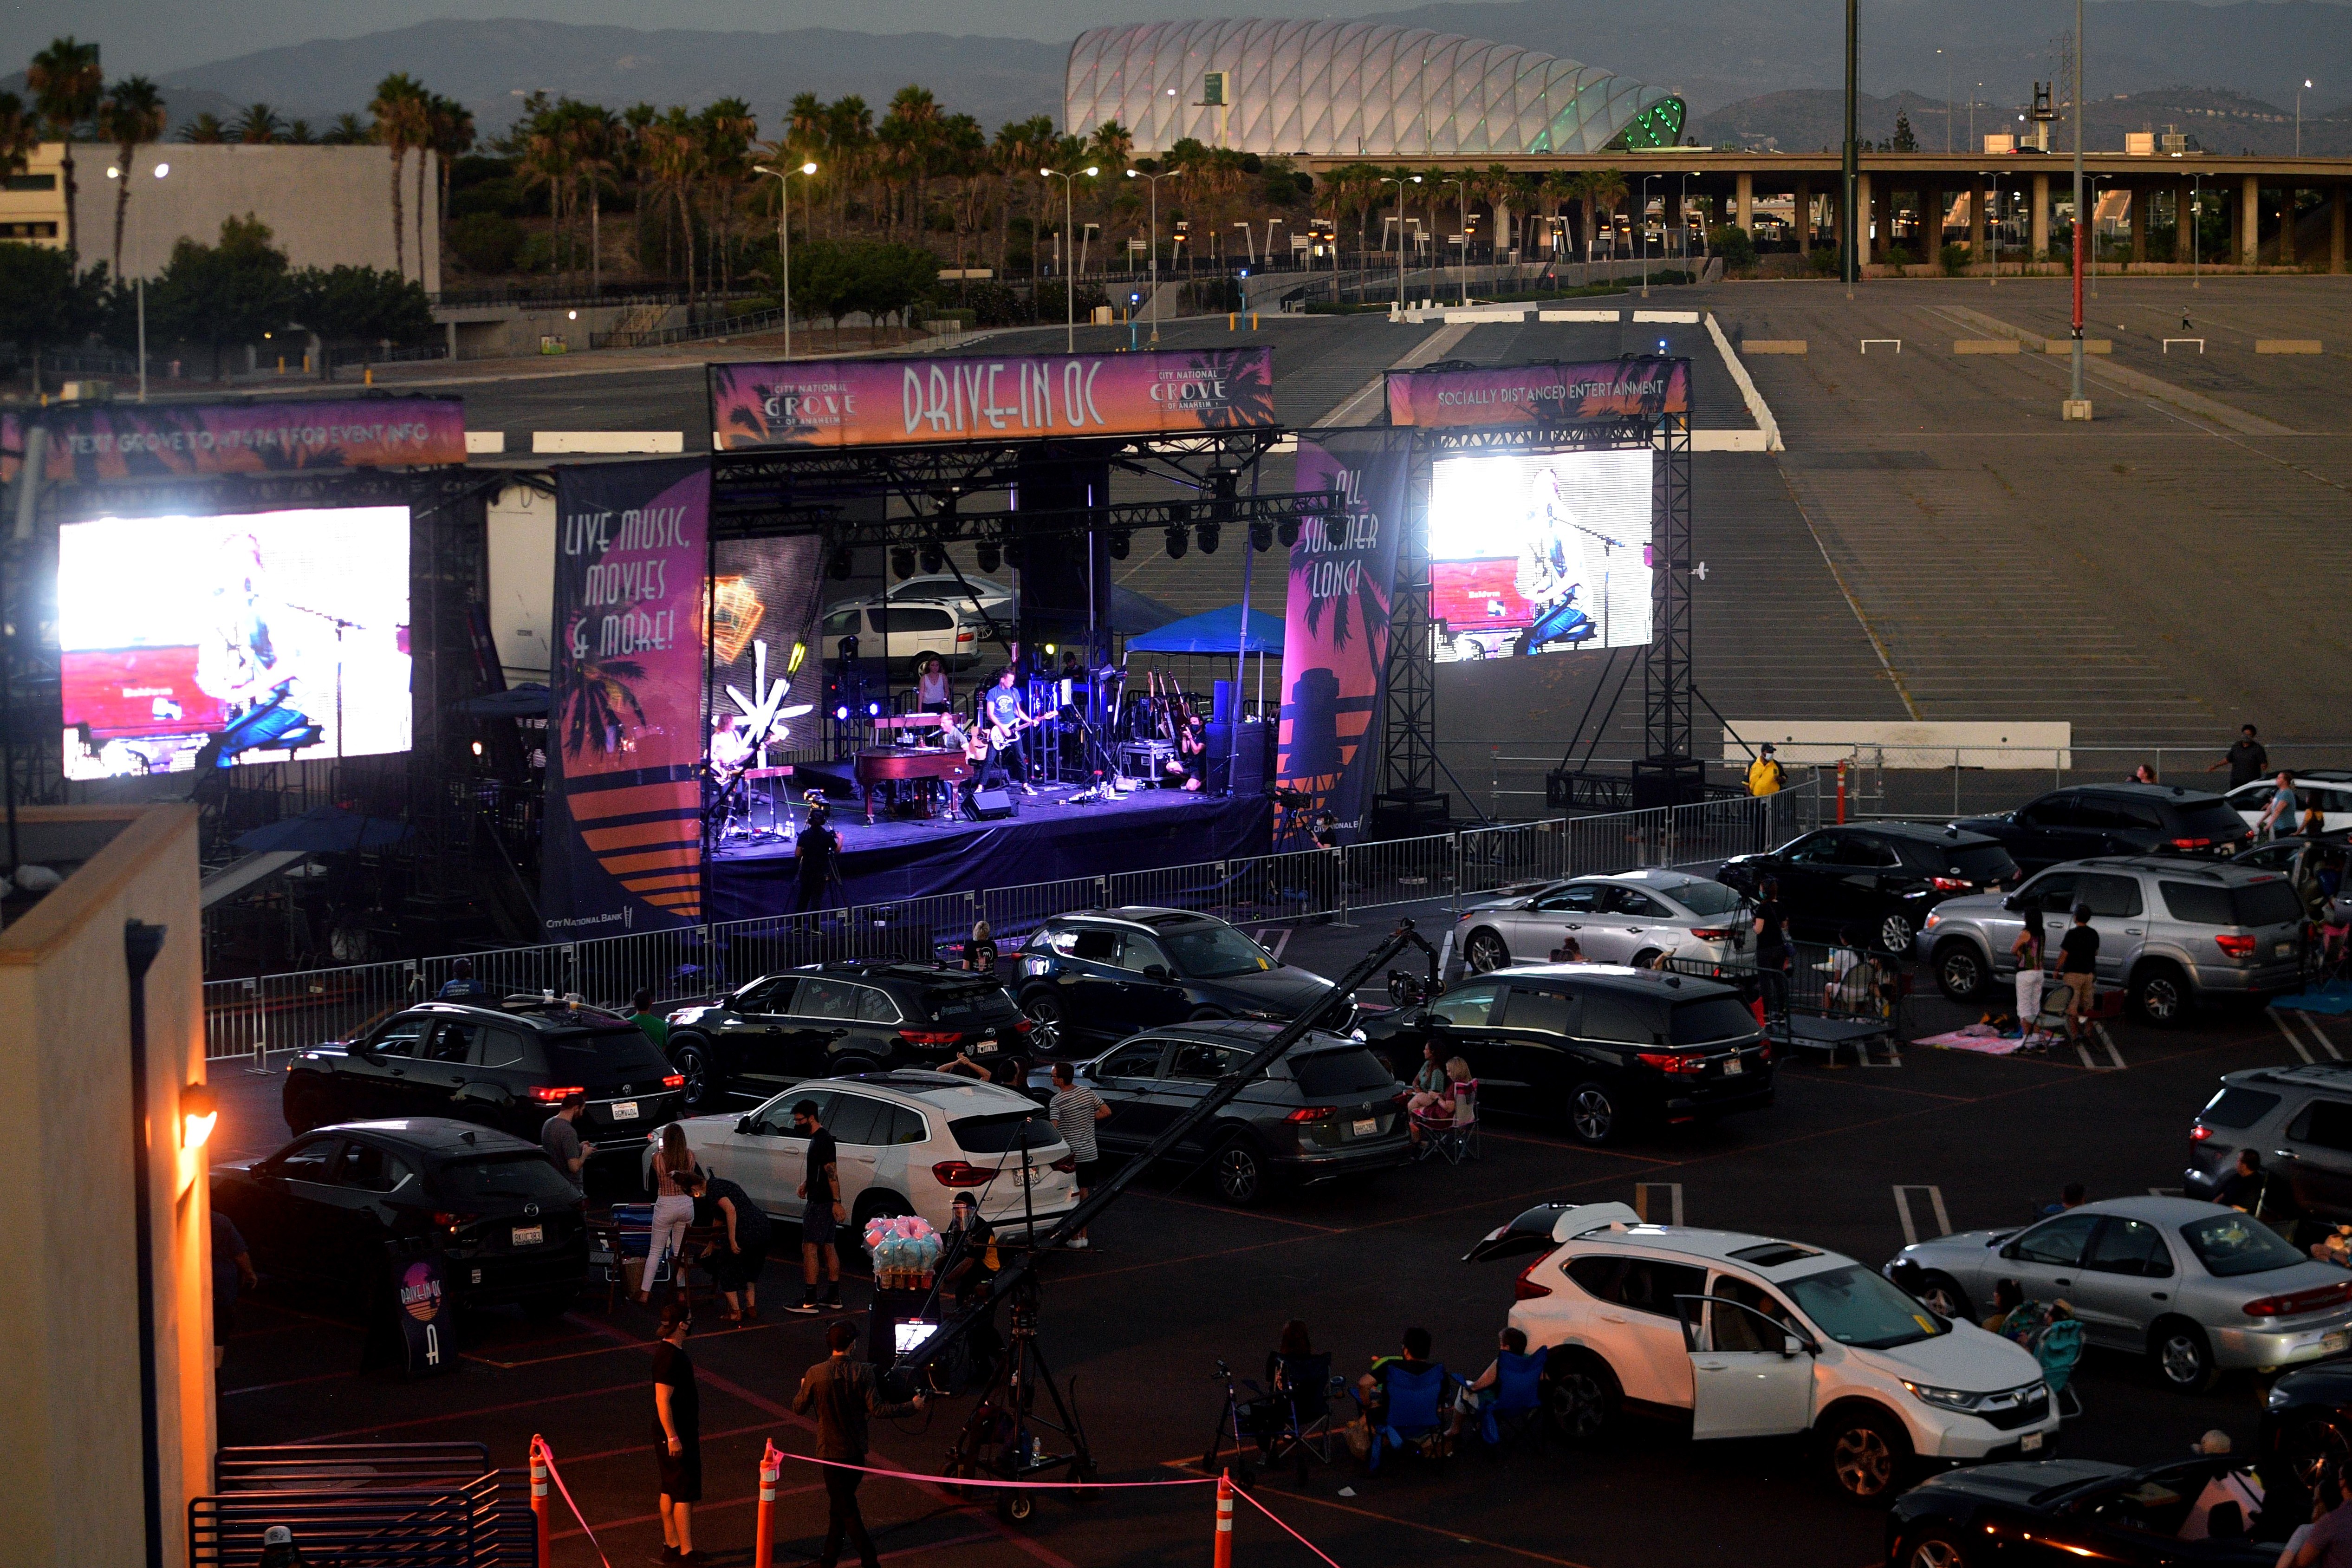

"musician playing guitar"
[707,714,757,831]
[978,667,1040,795]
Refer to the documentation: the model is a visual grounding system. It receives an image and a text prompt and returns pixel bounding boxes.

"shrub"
[1878,244,1918,269]
[449,213,525,274]
[1939,243,1970,277]
[1707,224,1756,270]
[1809,246,1842,275]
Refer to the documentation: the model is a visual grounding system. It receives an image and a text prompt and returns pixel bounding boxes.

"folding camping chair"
[1364,1363,1457,1474]
[1413,1080,1481,1164]
[1478,1349,1548,1455]
[1263,1353,1346,1484]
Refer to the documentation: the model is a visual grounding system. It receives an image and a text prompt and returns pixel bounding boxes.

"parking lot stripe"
[301,1379,643,1443]
[1250,926,1293,960]
[2095,1023,2127,1071]
[2295,1014,2343,1060]
[1634,1183,1685,1225]
[2270,1010,2317,1064]
[1893,1185,1950,1246]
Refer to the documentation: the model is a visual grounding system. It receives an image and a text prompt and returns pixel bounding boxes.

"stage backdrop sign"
[708,349,1275,450]
[544,457,710,934]
[1384,359,1688,428]
[707,533,825,766]
[1276,430,1409,834]
[1,398,466,485]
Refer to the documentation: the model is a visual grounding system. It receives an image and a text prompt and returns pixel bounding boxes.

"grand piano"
[854,747,970,823]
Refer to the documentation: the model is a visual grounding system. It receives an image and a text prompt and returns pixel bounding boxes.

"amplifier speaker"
[966,787,1018,820]
[1205,721,1274,795]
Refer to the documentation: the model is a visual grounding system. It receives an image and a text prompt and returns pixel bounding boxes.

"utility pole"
[2065,0,2090,420]
[1843,0,1859,296]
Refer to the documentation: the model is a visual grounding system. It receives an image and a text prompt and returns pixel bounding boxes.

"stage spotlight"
[1195,523,1220,555]
[825,546,853,579]
[1277,516,1300,548]
[918,545,945,575]
[1248,520,1272,553]
[1163,524,1188,560]
[834,704,849,721]
[1107,527,1131,560]
[976,539,1001,573]
[868,703,881,717]
[890,546,916,580]
[1002,540,1025,569]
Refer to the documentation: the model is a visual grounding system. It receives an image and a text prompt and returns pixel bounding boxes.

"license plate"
[2021,1431,2044,1452]
[1016,1166,1040,1186]
[2324,1330,2349,1355]
[974,1041,998,1054]
[1723,1056,1744,1076]
[512,1224,543,1247]
[1353,1118,1378,1137]
[2279,943,2295,958]
[611,1100,639,1121]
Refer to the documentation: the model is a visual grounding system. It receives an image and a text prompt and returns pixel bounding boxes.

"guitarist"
[707,714,756,833]
[978,667,1040,796]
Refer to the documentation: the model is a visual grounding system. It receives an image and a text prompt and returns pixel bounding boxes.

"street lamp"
[1437,176,1467,304]
[1040,165,1098,352]
[1126,167,1177,343]
[1939,48,1953,153]
[1379,174,1421,312]
[1639,173,1658,297]
[753,161,819,362]
[106,158,169,401]
[2298,79,2313,156]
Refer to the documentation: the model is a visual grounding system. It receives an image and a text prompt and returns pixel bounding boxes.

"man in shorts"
[788,1099,845,1314]
[1048,1061,1111,1249]
[2057,905,2100,1044]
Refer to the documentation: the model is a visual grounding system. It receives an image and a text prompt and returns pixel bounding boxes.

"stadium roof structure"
[1066,20,1686,158]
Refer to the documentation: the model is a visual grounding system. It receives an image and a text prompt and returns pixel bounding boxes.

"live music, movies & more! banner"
[543,457,711,934]
[1,397,467,485]
[1384,359,1689,428]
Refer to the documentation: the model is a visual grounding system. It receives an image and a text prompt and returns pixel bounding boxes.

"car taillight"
[930,1160,996,1188]
[2244,1281,2352,1318]
[660,1074,685,1089]
[431,1211,480,1229]
[1014,1017,1033,1033]
[1689,928,1730,942]
[1285,1105,1335,1122]
[2191,1124,2212,1141]
[898,1029,962,1046]
[2215,933,2257,959]
[2170,837,2213,850]
[1930,876,1969,892]
[1050,1155,1077,1172]
[1514,1259,1554,1300]
[530,1085,585,1103]
[1636,1051,1704,1076]
[956,630,975,642]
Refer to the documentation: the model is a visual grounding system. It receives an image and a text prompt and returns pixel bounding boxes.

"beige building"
[2,141,441,290]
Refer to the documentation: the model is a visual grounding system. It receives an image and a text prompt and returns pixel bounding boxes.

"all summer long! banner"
[1276,430,1409,833]
[543,457,710,934]
[0,397,467,484]
[1385,358,1689,428]
[708,348,1276,450]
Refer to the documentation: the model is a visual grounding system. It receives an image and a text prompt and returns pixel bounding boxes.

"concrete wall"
[11,142,440,290]
[0,806,212,1568]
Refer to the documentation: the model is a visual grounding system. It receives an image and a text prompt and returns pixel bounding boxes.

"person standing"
[643,1124,697,1306]
[795,806,845,913]
[2259,773,2304,843]
[630,990,670,1054]
[2056,905,2100,1045]
[540,1091,597,1187]
[980,668,1038,795]
[793,1319,924,1568]
[2209,724,2269,789]
[2010,901,2046,1034]
[211,1208,257,1371]
[963,920,998,974]
[1751,877,1791,1015]
[2128,763,2158,784]
[650,1299,703,1562]
[915,654,954,715]
[683,1168,770,1323]
[436,958,488,1001]
[788,1098,845,1314]
[1048,1061,1111,1249]
[1746,743,1786,797]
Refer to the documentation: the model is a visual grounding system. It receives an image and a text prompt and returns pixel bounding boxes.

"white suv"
[1467,1201,2059,1502]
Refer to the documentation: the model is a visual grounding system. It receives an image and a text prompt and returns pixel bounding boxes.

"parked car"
[819,575,1013,671]
[1917,856,2307,1021]
[1717,822,2020,954]
[2223,773,2352,837]
[1952,783,2252,877]
[1887,1195,2352,1391]
[1452,868,1752,974]
[1465,1200,2057,1503]
[2183,1061,2352,1223]
[1360,964,1772,1145]
[2228,830,2351,917]
[1076,1021,1409,1204]
[212,1118,588,1321]
[2259,1359,2352,1497]
[1885,1454,2282,1568]
[651,1072,1075,1243]
[662,961,1033,1113]
[1016,908,1351,1052]
[283,998,684,1157]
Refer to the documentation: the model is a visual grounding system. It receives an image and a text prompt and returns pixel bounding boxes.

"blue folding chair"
[2032,1316,2085,1419]
[1367,1363,1454,1474]
[1479,1349,1547,1452]
[1265,1353,1344,1484]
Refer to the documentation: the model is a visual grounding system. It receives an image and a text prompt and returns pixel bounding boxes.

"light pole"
[2067,0,2086,417]
[1438,176,1467,304]
[1380,174,1420,311]
[105,157,169,401]
[2191,172,2202,288]
[1940,49,1953,153]
[2298,79,2313,156]
[1842,0,1858,296]
[1041,164,1098,352]
[1125,167,1176,343]
[1639,173,1658,297]
[754,160,818,361]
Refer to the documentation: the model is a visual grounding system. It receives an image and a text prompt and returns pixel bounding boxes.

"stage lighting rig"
[1248,520,1272,553]
[1277,516,1300,548]
[918,544,945,575]
[1196,522,1220,554]
[975,538,1001,573]
[1163,524,1188,560]
[890,546,916,579]
[1107,526,1131,560]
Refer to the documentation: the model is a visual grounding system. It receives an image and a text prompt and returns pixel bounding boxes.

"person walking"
[2258,773,2304,843]
[436,957,488,1001]
[683,1168,770,1322]
[1745,742,1786,797]
[793,1319,924,1568]
[650,1299,703,1562]
[643,1124,697,1305]
[788,1098,845,1314]
[2056,905,2099,1045]
[2209,724,2269,789]
[540,1090,597,1186]
[630,990,670,1053]
[1048,1061,1111,1249]
[1751,877,1792,1016]
[2010,900,2046,1035]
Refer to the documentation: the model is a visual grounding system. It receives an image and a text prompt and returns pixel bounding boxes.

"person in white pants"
[2012,904,2046,1034]
[643,1123,697,1305]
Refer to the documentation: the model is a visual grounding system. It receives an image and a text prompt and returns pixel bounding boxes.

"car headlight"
[1902,1379,2047,1415]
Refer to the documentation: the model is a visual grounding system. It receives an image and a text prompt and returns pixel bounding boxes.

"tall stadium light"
[1639,174,1658,298]
[107,159,170,400]
[1042,166,1099,352]
[1128,166,1179,344]
[754,161,819,361]
[2066,0,2089,421]
[1843,0,1859,296]
[1380,174,1421,312]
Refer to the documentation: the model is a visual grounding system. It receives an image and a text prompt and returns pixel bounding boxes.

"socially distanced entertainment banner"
[708,348,1276,450]
[1384,359,1689,428]
[1276,430,1409,835]
[1,397,467,485]
[544,456,710,934]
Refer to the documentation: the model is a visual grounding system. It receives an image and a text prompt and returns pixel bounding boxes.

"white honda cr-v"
[1466,1201,2060,1502]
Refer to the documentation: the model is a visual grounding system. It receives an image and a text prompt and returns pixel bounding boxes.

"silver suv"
[2185,1062,2352,1222]
[1914,856,2306,1022]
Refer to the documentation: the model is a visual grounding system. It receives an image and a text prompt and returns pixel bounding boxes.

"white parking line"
[2309,1016,2346,1060]
[1634,1183,1685,1226]
[1893,1184,1951,1247]
[1253,926,1293,961]
[2094,1022,2126,1070]
[2271,1010,2318,1064]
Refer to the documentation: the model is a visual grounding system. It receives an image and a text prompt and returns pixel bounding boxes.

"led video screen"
[1427,448,1653,661]
[58,507,412,779]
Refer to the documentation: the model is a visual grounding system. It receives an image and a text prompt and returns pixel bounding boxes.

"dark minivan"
[1361,965,1771,1146]
[1955,783,2253,877]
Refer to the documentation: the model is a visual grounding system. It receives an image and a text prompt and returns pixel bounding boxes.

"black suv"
[663,960,1032,1111]
[1360,965,1771,1146]
[1718,821,2020,952]
[212,1118,589,1321]
[283,998,683,1157]
[1955,783,2252,877]
[1079,1021,1410,1204]
[1018,907,1351,1051]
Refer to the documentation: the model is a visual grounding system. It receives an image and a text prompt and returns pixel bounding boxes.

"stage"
[707,784,1274,920]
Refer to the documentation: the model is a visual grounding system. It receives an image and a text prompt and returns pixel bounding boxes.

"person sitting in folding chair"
[1356,1327,1456,1471]
[1463,1327,1547,1451]
[1412,1060,1481,1164]
[1253,1320,1343,1482]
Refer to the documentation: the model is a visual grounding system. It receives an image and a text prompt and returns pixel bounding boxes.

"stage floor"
[707,782,1274,920]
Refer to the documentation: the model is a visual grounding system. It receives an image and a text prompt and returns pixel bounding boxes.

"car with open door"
[1884,1454,2287,1568]
[1466,1200,2056,1503]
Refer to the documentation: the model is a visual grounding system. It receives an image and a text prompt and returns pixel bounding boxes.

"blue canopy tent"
[1124,605,1284,656]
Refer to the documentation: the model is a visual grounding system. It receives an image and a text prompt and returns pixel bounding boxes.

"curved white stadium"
[1066,20,1685,158]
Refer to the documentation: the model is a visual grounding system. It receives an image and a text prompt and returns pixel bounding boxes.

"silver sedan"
[1453,868,1752,974]
[1889,1195,2352,1391]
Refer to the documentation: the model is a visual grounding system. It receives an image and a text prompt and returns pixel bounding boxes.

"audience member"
[2181,1430,2265,1542]
[1357,1326,1438,1423]
[1048,1061,1109,1249]
[683,1168,771,1322]
[540,1090,596,1185]
[789,1098,845,1314]
[650,1299,702,1562]
[1982,1278,2025,1333]
[793,1320,924,1568]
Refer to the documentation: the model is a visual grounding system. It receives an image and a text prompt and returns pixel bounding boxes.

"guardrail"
[201,783,1818,1064]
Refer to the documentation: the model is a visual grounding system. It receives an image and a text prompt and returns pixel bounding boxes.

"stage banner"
[708,348,1276,451]
[1276,429,1410,834]
[1,397,466,485]
[707,534,825,770]
[1384,359,1689,428]
[543,456,710,935]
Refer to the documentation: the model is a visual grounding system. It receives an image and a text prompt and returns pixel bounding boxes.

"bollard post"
[1835,759,1848,825]
[364,366,374,386]
[529,1435,551,1568]
[754,1441,781,1568]
[1228,312,1237,331]
[1214,1469,1235,1568]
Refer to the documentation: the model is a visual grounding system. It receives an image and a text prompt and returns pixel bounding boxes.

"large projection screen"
[58,506,413,779]
[1427,447,1653,661]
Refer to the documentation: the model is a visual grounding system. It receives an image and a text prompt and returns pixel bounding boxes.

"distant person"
[683,1167,770,1323]
[540,1090,596,1185]
[915,654,955,715]
[2129,763,2158,784]
[257,1526,310,1568]
[793,1320,924,1568]
[2210,724,2269,789]
[1751,877,1791,1015]
[2287,1477,2348,1568]
[643,1124,697,1306]
[789,1098,845,1314]
[795,806,845,913]
[2182,1431,2265,1542]
[2259,774,2304,842]
[1746,743,1786,797]
[2056,906,2099,1044]
[2011,899,2046,1032]
[436,957,488,1001]
[629,990,669,1053]
[212,1208,257,1371]
[963,919,998,974]
[1981,1278,2025,1333]
[1049,1061,1111,1249]
[650,1299,702,1562]
[2219,1148,2272,1217]
[1357,1326,1439,1425]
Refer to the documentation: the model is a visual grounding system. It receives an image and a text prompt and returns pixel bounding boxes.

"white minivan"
[1466,1201,2060,1502]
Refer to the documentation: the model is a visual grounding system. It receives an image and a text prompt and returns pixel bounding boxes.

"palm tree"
[369,72,429,280]
[696,98,757,293]
[232,103,285,143]
[428,94,475,276]
[823,97,873,240]
[322,112,369,146]
[994,115,1054,280]
[284,118,314,145]
[27,37,104,264]
[516,107,577,286]
[565,104,619,297]
[97,76,166,277]
[880,86,942,244]
[175,111,227,144]
[937,113,988,278]
[0,92,37,180]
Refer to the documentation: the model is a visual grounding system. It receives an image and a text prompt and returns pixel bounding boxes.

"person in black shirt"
[684,1169,771,1323]
[1751,878,1792,1016]
[940,1192,998,1308]
[650,1299,702,1561]
[2056,905,2100,1043]
[786,1098,845,1314]
[795,808,845,913]
[2218,1148,2272,1217]
[2210,724,2270,790]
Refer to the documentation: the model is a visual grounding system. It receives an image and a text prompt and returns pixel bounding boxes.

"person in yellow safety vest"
[1747,743,1787,797]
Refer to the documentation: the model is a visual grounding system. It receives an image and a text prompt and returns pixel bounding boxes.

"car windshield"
[948,1110,1059,1154]
[1669,996,1760,1045]
[1162,924,1275,979]
[2177,800,2250,837]
[1945,845,2017,882]
[2179,1212,2307,1277]
[436,1155,578,1205]
[1664,879,1745,916]
[1291,1048,1397,1099]
[920,984,1021,1022]
[1783,1263,1949,1349]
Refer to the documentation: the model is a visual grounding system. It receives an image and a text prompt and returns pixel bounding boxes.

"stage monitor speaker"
[1206,721,1274,795]
[1211,679,1234,724]
[966,787,1018,820]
